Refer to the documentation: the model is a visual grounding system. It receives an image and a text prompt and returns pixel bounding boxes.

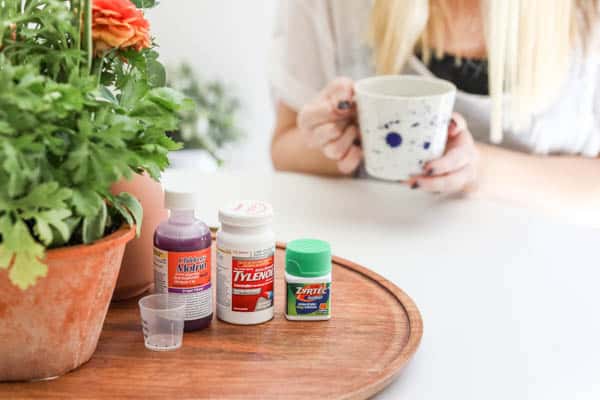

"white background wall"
[147,0,278,172]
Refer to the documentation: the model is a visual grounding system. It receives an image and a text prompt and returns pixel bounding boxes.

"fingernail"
[411,182,420,190]
[337,101,352,110]
[426,168,434,177]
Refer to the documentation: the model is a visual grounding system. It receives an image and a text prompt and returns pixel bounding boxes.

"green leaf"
[119,73,149,110]
[0,120,14,135]
[145,87,194,112]
[64,142,90,183]
[2,141,30,198]
[130,0,159,8]
[72,189,103,216]
[15,182,71,209]
[34,209,72,245]
[0,215,15,269]
[114,192,143,236]
[49,216,81,248]
[82,201,107,244]
[0,217,47,290]
[147,59,166,88]
[33,217,54,246]
[0,217,44,257]
[0,245,12,270]
[108,195,134,228]
[110,114,139,135]
[92,85,119,105]
[9,253,48,291]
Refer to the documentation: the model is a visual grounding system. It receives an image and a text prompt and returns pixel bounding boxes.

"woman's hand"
[408,112,480,194]
[297,77,363,175]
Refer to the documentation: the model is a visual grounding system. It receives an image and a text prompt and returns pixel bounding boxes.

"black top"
[418,53,489,96]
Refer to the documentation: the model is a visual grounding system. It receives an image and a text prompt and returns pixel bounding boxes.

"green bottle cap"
[285,239,332,277]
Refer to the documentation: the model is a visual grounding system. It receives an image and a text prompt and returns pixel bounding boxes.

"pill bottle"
[285,239,332,321]
[153,189,212,332]
[217,200,275,325]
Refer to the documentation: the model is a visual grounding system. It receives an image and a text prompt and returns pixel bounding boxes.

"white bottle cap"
[164,188,202,210]
[219,200,273,227]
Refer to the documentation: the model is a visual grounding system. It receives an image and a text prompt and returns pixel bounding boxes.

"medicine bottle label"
[217,247,274,313]
[153,247,212,321]
[286,282,331,317]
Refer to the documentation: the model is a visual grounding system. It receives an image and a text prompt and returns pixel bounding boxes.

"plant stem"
[94,49,114,86]
[74,0,81,52]
[83,0,92,75]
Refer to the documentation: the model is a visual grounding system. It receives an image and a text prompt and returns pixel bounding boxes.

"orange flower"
[92,0,151,54]
[0,23,17,51]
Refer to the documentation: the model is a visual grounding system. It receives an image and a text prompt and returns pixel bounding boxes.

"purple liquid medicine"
[153,190,212,332]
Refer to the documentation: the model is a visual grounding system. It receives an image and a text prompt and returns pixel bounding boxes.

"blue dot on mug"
[386,132,403,148]
[423,141,431,150]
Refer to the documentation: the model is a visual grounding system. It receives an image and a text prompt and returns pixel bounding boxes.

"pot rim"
[46,224,136,260]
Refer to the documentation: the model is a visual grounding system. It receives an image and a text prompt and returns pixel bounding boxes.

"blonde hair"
[369,0,599,142]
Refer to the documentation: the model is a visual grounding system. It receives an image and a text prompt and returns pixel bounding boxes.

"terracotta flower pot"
[111,173,167,300]
[0,225,135,382]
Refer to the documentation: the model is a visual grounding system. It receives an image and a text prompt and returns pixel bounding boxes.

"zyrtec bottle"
[153,189,212,332]
[285,239,332,321]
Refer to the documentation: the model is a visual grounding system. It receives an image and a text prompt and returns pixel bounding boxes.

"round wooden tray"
[2,242,423,400]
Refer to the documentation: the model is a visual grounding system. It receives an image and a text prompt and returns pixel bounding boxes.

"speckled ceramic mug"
[355,75,456,181]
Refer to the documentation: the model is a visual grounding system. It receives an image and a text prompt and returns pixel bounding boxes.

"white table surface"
[164,170,600,400]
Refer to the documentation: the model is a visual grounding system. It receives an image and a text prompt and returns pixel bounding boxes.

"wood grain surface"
[1,242,423,400]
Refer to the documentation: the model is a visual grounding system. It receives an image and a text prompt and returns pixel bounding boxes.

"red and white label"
[231,256,274,312]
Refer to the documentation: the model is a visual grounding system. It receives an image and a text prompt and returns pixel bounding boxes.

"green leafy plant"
[0,0,191,289]
[167,63,242,162]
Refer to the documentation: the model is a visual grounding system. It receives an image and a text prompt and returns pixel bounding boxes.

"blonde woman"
[270,0,600,216]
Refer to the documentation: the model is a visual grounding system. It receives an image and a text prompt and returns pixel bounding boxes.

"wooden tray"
[2,243,423,400]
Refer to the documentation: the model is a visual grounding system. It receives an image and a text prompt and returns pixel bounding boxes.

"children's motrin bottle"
[153,190,212,332]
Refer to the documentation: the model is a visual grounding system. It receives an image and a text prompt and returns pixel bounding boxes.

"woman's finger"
[298,99,353,131]
[308,120,347,148]
[413,165,476,194]
[298,77,355,130]
[449,112,467,138]
[337,145,362,175]
[323,124,359,161]
[424,130,476,176]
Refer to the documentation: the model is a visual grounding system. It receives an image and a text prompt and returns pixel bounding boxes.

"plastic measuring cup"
[138,294,185,351]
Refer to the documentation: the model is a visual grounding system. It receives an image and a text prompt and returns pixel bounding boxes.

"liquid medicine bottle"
[217,201,275,325]
[153,189,212,332]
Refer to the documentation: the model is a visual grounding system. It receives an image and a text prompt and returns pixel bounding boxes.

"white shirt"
[270,0,600,157]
